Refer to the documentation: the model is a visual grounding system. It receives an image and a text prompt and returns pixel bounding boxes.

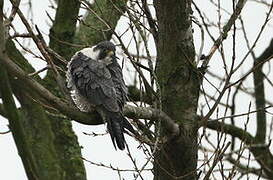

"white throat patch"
[79,46,99,60]
[79,46,113,65]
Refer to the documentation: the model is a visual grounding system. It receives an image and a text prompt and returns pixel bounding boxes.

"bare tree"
[0,0,273,179]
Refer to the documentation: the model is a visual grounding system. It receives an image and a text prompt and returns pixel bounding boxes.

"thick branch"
[6,39,40,77]
[0,103,7,118]
[75,0,127,45]
[253,39,273,143]
[2,51,93,120]
[124,105,179,137]
[206,121,273,178]
[1,51,179,136]
[206,121,253,144]
[154,1,199,179]
[49,0,80,61]
[0,3,39,178]
[0,59,40,180]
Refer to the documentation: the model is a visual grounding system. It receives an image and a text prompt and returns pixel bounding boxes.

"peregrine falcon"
[66,41,134,150]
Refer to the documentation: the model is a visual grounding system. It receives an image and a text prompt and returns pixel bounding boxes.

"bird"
[66,41,135,150]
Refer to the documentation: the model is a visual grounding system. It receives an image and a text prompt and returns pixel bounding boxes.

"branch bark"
[49,0,80,61]
[153,1,200,179]
[124,105,179,137]
[0,53,41,180]
[1,2,55,179]
[253,39,273,143]
[1,45,178,133]
[206,121,273,178]
[46,1,87,179]
[0,103,7,118]
[74,0,127,46]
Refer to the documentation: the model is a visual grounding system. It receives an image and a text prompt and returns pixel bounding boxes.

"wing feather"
[107,62,127,109]
[68,52,121,113]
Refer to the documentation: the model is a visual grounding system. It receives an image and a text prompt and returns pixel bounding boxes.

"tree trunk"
[154,1,200,179]
[0,2,65,179]
[45,1,87,179]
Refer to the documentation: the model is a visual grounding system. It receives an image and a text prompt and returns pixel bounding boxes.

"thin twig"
[201,0,247,69]
[28,66,50,77]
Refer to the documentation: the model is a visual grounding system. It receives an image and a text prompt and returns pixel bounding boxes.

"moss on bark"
[74,0,127,46]
[16,91,63,180]
[46,1,87,179]
[153,1,200,179]
[49,0,80,61]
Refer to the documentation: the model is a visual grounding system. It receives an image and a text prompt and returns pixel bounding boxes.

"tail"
[105,111,135,150]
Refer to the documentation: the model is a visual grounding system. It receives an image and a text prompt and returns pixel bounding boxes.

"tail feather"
[107,117,125,150]
[105,111,135,150]
[122,117,135,135]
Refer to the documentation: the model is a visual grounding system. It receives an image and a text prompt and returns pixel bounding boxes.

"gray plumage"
[66,41,134,150]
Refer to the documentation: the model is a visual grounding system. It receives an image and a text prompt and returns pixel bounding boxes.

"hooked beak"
[108,50,114,56]
[108,50,119,60]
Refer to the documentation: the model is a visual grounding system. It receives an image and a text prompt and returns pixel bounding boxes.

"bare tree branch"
[203,142,231,180]
[0,3,39,178]
[124,105,179,137]
[0,103,7,118]
[226,156,267,178]
[254,39,273,143]
[206,120,273,178]
[1,49,179,137]
[201,0,247,69]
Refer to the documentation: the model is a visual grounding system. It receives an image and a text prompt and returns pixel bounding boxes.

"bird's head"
[93,41,117,65]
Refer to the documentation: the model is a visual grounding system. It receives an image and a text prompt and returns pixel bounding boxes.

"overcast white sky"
[0,0,273,179]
